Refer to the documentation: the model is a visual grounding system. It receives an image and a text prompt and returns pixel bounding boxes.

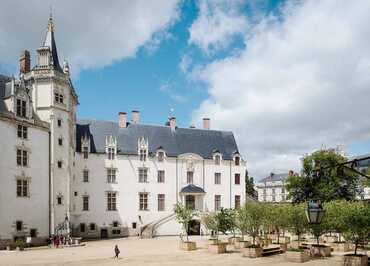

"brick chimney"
[20,50,30,74]
[132,110,140,124]
[118,112,127,128]
[169,117,176,131]
[203,118,210,130]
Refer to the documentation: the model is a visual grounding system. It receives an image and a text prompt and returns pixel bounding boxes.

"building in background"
[0,16,247,247]
[256,172,295,202]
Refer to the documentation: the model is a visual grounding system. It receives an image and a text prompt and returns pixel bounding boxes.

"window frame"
[16,179,29,197]
[83,169,89,183]
[235,195,241,209]
[157,194,165,211]
[17,125,28,139]
[214,172,221,185]
[107,168,117,183]
[214,195,221,211]
[107,192,117,211]
[138,167,148,183]
[82,195,89,211]
[139,192,149,211]
[16,98,27,118]
[186,171,194,184]
[157,170,165,183]
[16,148,28,167]
[234,173,241,185]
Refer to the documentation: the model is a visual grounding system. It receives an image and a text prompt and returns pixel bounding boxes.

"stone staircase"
[140,213,176,239]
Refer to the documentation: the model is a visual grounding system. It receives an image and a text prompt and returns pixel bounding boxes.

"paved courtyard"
[0,236,350,266]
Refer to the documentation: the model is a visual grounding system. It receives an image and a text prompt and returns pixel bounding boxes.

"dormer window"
[137,137,148,162]
[234,156,240,166]
[157,151,165,162]
[139,149,147,161]
[108,147,115,160]
[105,135,117,160]
[16,99,27,118]
[83,146,89,159]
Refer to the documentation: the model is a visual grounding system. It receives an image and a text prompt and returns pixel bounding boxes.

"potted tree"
[222,209,240,244]
[285,204,310,263]
[234,206,251,249]
[342,202,369,266]
[203,211,228,254]
[15,238,25,251]
[174,203,197,251]
[308,213,331,257]
[201,212,219,245]
[242,202,265,258]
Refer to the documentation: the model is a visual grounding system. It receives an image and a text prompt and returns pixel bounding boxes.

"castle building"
[256,172,290,203]
[0,16,247,246]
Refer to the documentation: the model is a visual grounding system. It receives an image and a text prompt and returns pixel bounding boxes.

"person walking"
[114,245,120,259]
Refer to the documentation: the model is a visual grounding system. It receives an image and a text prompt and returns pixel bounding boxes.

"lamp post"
[305,202,325,225]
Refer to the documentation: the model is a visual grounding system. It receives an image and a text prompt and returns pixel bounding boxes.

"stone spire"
[41,13,62,71]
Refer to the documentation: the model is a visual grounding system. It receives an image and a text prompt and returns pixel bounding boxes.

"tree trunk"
[354,241,358,255]
[298,234,300,247]
[277,228,280,244]
[316,236,319,246]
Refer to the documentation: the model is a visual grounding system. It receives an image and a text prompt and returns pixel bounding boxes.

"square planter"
[208,239,220,245]
[286,251,310,263]
[179,241,197,251]
[343,254,368,266]
[234,240,250,249]
[208,242,227,254]
[309,244,331,257]
[228,237,241,245]
[242,247,263,258]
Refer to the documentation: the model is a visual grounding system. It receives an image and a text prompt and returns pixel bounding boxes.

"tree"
[309,213,330,246]
[236,206,249,241]
[217,208,237,237]
[245,170,256,198]
[325,200,348,242]
[286,149,360,203]
[243,202,265,246]
[286,203,308,246]
[174,203,196,242]
[265,204,289,244]
[341,201,370,255]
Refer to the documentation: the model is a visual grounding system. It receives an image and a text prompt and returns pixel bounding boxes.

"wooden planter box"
[343,254,368,266]
[228,237,241,245]
[286,251,310,263]
[280,243,288,252]
[234,240,250,249]
[179,241,197,251]
[310,245,331,257]
[208,242,227,254]
[242,247,263,258]
[209,239,220,245]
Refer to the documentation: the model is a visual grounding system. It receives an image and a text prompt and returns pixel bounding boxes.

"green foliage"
[201,208,236,240]
[242,202,266,246]
[174,202,196,242]
[341,201,370,255]
[324,200,348,240]
[14,238,25,248]
[286,150,360,203]
[235,206,249,239]
[264,203,290,243]
[285,203,308,245]
[245,171,256,197]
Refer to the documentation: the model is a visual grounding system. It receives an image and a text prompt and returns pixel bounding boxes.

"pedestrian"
[114,245,120,259]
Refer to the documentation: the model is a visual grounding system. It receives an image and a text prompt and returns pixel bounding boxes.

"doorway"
[187,220,200,235]
[100,228,108,239]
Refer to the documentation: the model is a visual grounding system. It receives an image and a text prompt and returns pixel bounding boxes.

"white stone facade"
[0,16,247,245]
[256,173,289,203]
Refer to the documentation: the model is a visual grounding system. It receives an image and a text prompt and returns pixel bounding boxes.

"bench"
[262,245,282,256]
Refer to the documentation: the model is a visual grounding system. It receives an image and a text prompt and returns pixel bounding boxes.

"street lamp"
[305,202,325,224]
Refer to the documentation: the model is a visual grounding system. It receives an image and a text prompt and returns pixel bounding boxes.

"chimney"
[118,112,127,128]
[20,50,30,74]
[169,117,176,131]
[203,118,210,130]
[132,110,140,124]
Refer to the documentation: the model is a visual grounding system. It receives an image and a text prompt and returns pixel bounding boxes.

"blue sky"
[1,0,370,178]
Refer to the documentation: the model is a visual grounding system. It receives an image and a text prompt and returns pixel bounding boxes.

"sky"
[1,0,370,180]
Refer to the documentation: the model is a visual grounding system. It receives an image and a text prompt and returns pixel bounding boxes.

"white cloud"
[189,0,248,54]
[192,0,370,178]
[160,79,188,103]
[0,0,180,75]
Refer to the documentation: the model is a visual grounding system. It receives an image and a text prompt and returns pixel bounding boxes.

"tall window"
[157,170,165,183]
[215,195,221,211]
[107,168,116,183]
[107,192,117,211]
[58,137,63,146]
[16,179,29,197]
[158,194,165,211]
[187,171,194,184]
[139,149,147,161]
[215,155,221,165]
[281,188,285,194]
[139,193,149,211]
[138,168,148,183]
[107,147,115,160]
[80,223,86,233]
[16,99,27,118]
[57,160,62,169]
[235,156,240,166]
[57,196,63,205]
[57,119,62,127]
[157,151,165,162]
[214,173,221,185]
[234,173,240,185]
[83,146,89,159]
[16,221,23,231]
[16,148,28,167]
[83,169,89,183]
[235,195,241,209]
[82,196,89,211]
[17,125,28,139]
[54,92,64,104]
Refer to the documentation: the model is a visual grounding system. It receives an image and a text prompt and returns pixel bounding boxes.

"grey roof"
[76,119,239,160]
[180,184,206,194]
[41,17,62,72]
[259,173,288,183]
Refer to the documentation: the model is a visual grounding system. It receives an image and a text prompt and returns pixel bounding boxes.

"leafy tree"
[285,203,308,246]
[217,208,237,237]
[245,170,256,198]
[174,203,196,242]
[266,204,289,244]
[309,212,330,246]
[235,206,249,241]
[201,212,218,239]
[341,201,370,255]
[324,200,348,242]
[243,202,266,246]
[286,149,360,203]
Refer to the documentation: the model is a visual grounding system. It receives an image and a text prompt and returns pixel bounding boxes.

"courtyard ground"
[0,236,361,266]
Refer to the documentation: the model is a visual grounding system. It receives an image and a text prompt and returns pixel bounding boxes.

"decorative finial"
[48,6,54,32]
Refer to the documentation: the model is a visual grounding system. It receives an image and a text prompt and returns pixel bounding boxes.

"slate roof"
[42,18,63,72]
[258,173,288,183]
[76,119,239,160]
[0,74,11,113]
[180,184,206,194]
